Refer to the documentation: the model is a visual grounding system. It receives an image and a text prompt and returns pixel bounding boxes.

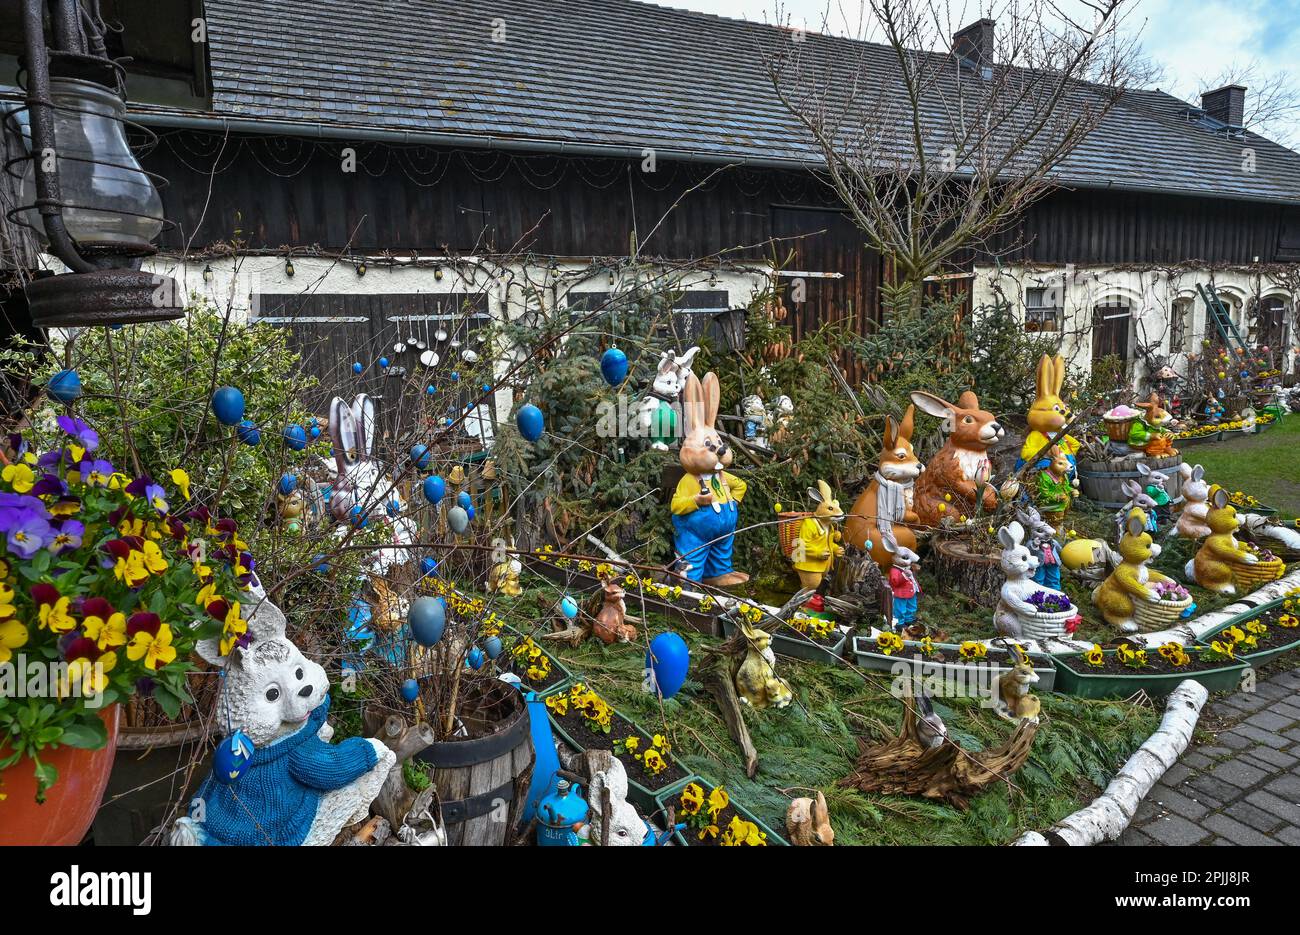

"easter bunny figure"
[577,751,648,846]
[171,589,394,846]
[910,389,1006,527]
[1019,354,1080,472]
[327,394,414,572]
[638,346,699,450]
[671,371,748,585]
[994,521,1041,639]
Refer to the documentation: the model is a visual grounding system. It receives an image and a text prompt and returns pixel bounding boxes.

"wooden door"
[1092,303,1131,368]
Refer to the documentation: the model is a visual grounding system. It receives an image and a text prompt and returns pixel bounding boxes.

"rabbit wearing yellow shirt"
[791,480,844,591]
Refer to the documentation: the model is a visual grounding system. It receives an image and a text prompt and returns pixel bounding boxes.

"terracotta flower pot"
[0,705,120,846]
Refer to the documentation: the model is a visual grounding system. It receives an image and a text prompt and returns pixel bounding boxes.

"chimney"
[953,18,995,72]
[1201,84,1246,130]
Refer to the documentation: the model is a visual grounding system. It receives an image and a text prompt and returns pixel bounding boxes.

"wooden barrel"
[1076,454,1184,509]
[416,678,534,846]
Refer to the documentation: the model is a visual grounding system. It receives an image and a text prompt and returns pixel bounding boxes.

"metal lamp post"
[6,0,181,327]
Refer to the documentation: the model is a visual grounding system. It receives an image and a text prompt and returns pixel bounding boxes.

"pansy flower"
[1,508,53,558]
[1,462,35,493]
[48,519,84,554]
[79,459,114,487]
[0,582,14,618]
[35,592,76,634]
[83,607,128,652]
[144,482,168,515]
[0,617,28,664]
[48,495,80,518]
[113,548,150,588]
[127,623,177,670]
[31,473,67,497]
[141,539,168,575]
[126,612,162,638]
[63,651,116,698]
[169,469,191,501]
[56,415,99,452]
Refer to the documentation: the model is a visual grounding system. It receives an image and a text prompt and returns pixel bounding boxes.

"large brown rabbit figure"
[844,405,922,569]
[910,390,1005,528]
[670,372,748,585]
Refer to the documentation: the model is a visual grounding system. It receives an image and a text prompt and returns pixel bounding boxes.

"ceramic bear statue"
[171,589,394,846]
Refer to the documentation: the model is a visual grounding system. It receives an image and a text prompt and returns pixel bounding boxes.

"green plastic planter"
[543,690,696,814]
[1176,430,1223,446]
[653,779,789,846]
[850,636,1057,692]
[1195,596,1300,667]
[1051,651,1249,699]
[720,616,848,664]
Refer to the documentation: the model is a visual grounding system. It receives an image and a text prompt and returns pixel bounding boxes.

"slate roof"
[182,0,1300,204]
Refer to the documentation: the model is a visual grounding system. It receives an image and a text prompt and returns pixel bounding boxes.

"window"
[1024,286,1061,332]
[1170,297,1192,353]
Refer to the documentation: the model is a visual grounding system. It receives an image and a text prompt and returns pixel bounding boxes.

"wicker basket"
[1133,593,1195,632]
[1017,604,1079,640]
[777,512,811,558]
[1232,557,1286,590]
[1103,417,1136,444]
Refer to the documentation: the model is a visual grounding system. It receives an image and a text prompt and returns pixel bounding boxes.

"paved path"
[1119,666,1300,845]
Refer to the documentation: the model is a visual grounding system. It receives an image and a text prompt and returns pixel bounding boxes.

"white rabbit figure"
[1115,478,1157,540]
[994,521,1042,639]
[637,346,699,450]
[578,752,647,846]
[327,395,414,572]
[1176,463,1212,539]
[171,588,394,846]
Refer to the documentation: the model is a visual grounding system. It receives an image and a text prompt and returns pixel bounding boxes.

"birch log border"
[1012,678,1209,846]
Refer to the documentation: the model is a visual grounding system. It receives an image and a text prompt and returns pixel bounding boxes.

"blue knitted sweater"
[193,695,378,846]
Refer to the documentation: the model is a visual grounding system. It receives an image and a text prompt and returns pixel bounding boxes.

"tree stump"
[932,537,1003,609]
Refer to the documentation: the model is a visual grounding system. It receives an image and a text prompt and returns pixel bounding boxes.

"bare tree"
[1196,62,1300,148]
[764,0,1157,314]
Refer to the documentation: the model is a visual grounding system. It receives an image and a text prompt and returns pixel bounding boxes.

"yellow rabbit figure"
[1190,487,1256,595]
[1020,354,1080,470]
[791,480,844,591]
[734,619,793,710]
[1092,508,1172,632]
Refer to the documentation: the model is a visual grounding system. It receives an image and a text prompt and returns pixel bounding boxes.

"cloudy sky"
[664,0,1300,145]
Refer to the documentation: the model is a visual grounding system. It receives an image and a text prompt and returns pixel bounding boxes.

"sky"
[658,0,1300,145]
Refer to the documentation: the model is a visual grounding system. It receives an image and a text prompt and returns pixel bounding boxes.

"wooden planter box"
[850,636,1057,693]
[1195,597,1300,667]
[1051,651,1249,700]
[652,779,788,846]
[719,616,848,664]
[526,556,720,636]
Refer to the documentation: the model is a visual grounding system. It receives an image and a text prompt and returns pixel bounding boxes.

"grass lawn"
[1185,415,1300,518]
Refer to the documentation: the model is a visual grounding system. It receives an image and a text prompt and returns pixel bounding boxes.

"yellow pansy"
[707,786,730,821]
[39,596,77,633]
[0,618,29,664]
[83,611,127,651]
[63,651,117,697]
[114,550,149,588]
[170,468,192,501]
[0,583,15,619]
[127,623,177,670]
[679,782,704,817]
[2,462,35,493]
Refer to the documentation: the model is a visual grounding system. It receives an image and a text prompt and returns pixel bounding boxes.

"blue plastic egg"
[646,632,690,700]
[212,730,255,784]
[467,647,485,670]
[447,505,470,534]
[516,404,545,442]
[387,498,402,517]
[310,425,321,438]
[560,596,579,619]
[450,371,460,382]
[484,635,503,660]
[427,385,437,395]
[379,357,390,368]
[282,424,307,450]
[48,369,82,402]
[401,678,421,703]
[278,473,297,495]
[410,597,446,647]
[237,420,261,446]
[349,504,368,527]
[353,362,363,374]
[482,383,492,393]
[410,444,431,469]
[457,491,473,510]
[422,475,446,504]
[420,557,438,578]
[600,347,629,386]
[212,386,246,425]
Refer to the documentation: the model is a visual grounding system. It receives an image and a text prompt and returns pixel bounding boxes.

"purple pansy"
[144,482,168,515]
[56,415,99,452]
[1,508,54,558]
[48,519,84,554]
[79,459,114,486]
[31,473,68,497]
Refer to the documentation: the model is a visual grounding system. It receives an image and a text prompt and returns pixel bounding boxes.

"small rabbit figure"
[845,405,922,570]
[910,389,1006,526]
[882,536,922,630]
[592,575,636,645]
[1176,464,1212,539]
[1094,508,1173,632]
[994,521,1047,639]
[1137,462,1171,532]
[1034,444,1075,523]
[637,346,699,450]
[915,688,948,750]
[734,619,793,709]
[770,395,794,445]
[1131,392,1179,456]
[1019,354,1080,472]
[1190,487,1257,594]
[172,590,395,846]
[1017,503,1063,592]
[327,395,414,572]
[995,646,1041,723]
[741,395,771,449]
[487,557,523,596]
[1115,478,1157,540]
[791,480,844,591]
[786,791,834,846]
[670,371,748,585]
[576,751,647,846]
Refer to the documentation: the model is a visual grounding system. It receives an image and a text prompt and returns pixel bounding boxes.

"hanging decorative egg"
[516,404,544,441]
[422,475,446,504]
[310,424,321,439]
[482,383,492,393]
[237,420,261,446]
[410,597,446,647]
[600,347,629,386]
[282,424,307,450]
[212,386,246,425]
[457,491,473,510]
[467,646,485,669]
[379,357,390,368]
[212,730,255,784]
[447,505,470,533]
[420,556,438,577]
[560,595,579,619]
[47,369,82,402]
[401,678,421,703]
[278,473,297,495]
[349,504,368,527]
[450,371,460,382]
[466,505,476,521]
[483,635,503,660]
[645,632,690,700]
[353,362,364,374]
[426,384,437,395]
[387,498,402,517]
[410,444,431,469]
